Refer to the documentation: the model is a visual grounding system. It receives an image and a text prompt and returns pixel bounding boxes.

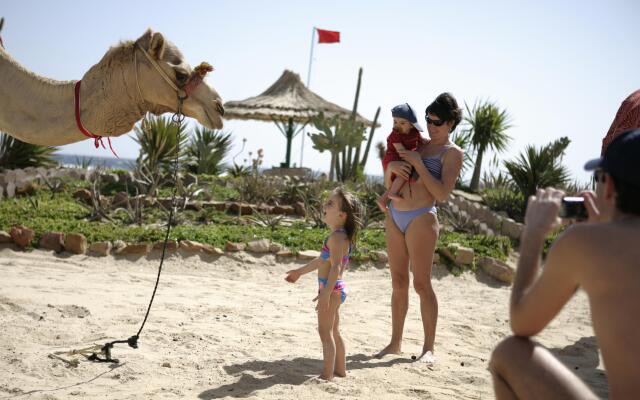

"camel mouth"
[205,105,224,129]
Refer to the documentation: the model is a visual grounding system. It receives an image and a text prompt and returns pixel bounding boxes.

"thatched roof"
[223,70,379,127]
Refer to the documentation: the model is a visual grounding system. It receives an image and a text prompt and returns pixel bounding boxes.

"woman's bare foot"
[334,370,346,378]
[318,374,334,381]
[376,197,389,213]
[415,350,436,364]
[374,344,402,359]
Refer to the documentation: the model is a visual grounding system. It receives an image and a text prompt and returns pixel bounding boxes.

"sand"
[0,246,608,399]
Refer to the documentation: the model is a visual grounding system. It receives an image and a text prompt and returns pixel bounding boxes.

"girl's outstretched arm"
[285,258,322,283]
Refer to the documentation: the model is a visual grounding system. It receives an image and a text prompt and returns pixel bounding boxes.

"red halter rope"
[74,80,119,158]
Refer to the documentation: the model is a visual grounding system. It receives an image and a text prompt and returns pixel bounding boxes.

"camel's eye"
[175,69,189,84]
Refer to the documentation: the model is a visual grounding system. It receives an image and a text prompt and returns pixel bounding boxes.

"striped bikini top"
[320,228,352,265]
[422,145,453,180]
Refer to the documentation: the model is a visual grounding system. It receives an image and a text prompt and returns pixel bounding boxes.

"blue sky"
[2,0,639,183]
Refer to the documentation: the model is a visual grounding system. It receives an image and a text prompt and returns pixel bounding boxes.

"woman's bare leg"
[405,211,439,359]
[376,214,410,358]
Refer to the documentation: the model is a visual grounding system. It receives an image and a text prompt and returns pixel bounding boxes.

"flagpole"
[300,27,316,168]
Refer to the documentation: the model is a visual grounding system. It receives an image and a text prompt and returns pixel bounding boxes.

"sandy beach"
[0,246,607,399]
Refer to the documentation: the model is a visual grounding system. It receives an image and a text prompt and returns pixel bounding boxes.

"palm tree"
[449,128,474,185]
[0,132,57,171]
[465,100,513,191]
[504,137,572,210]
[133,113,188,174]
[186,126,232,175]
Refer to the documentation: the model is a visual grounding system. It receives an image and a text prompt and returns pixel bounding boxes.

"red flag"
[317,28,340,44]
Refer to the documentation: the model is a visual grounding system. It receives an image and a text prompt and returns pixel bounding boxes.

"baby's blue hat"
[391,103,424,132]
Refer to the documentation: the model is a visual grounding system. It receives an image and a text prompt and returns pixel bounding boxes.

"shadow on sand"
[198,353,412,399]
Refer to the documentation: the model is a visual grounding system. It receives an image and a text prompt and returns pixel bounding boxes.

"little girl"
[285,187,363,380]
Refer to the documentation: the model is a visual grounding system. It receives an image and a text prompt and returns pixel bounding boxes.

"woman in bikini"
[376,93,464,363]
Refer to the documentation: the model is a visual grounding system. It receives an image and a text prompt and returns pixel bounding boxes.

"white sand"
[0,246,607,399]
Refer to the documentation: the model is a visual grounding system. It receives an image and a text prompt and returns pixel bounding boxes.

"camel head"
[133,29,224,129]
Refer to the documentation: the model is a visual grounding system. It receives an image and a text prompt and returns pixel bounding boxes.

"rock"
[72,188,92,203]
[227,202,254,216]
[118,243,151,256]
[370,250,389,263]
[440,243,474,265]
[39,232,65,253]
[15,180,38,196]
[276,249,294,257]
[5,181,15,198]
[0,185,4,200]
[298,250,320,260]
[433,253,440,264]
[179,240,210,253]
[182,173,198,187]
[162,362,171,368]
[452,189,484,203]
[0,230,12,243]
[271,205,295,215]
[10,225,35,248]
[153,240,179,252]
[247,239,270,253]
[201,201,227,211]
[112,240,127,254]
[185,201,202,211]
[269,243,283,253]
[112,191,129,207]
[89,241,112,257]
[224,241,246,252]
[203,246,224,256]
[293,201,306,217]
[64,233,87,255]
[478,256,515,283]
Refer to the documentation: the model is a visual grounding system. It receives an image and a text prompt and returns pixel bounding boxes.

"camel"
[0,24,224,147]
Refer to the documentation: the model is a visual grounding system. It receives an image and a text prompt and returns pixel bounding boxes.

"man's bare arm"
[510,189,581,336]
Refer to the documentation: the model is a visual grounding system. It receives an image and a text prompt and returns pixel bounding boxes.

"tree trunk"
[360,107,380,168]
[470,148,484,191]
[283,118,294,168]
[329,152,336,181]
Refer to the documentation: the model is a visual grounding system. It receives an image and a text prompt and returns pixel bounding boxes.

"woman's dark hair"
[425,92,463,132]
[611,176,640,216]
[333,187,363,246]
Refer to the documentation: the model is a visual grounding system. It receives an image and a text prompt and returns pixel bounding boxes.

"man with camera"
[489,128,640,399]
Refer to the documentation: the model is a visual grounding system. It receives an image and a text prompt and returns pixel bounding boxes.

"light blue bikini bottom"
[389,203,437,234]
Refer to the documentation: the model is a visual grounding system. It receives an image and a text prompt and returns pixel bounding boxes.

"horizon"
[2,1,639,185]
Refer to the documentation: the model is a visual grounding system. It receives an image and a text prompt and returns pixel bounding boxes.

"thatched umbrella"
[224,70,378,168]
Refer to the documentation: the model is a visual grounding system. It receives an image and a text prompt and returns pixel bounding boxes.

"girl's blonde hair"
[333,187,364,245]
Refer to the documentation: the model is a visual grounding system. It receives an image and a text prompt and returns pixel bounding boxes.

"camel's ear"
[149,32,166,60]
[0,17,5,33]
[137,29,165,60]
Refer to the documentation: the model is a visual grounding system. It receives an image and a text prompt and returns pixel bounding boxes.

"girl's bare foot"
[374,344,402,359]
[334,370,346,378]
[318,374,334,381]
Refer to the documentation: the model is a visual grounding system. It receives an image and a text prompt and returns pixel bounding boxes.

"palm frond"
[0,132,58,171]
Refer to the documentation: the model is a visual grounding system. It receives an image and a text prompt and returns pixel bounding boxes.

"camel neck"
[0,46,147,147]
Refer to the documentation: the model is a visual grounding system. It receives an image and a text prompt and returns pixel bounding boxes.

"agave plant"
[504,137,572,208]
[0,132,58,171]
[133,113,188,174]
[227,163,251,178]
[464,100,513,191]
[449,128,474,185]
[186,127,232,175]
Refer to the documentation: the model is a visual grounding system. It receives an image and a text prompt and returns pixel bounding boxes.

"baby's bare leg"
[387,177,406,201]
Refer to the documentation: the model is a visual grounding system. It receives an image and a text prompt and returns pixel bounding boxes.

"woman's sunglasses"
[426,116,446,127]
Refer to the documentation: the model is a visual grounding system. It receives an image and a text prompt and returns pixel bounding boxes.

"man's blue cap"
[391,103,424,132]
[584,128,640,186]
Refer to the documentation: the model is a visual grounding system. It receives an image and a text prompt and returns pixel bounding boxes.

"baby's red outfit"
[382,128,425,182]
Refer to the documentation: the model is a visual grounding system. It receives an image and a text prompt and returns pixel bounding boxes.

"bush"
[482,187,526,222]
